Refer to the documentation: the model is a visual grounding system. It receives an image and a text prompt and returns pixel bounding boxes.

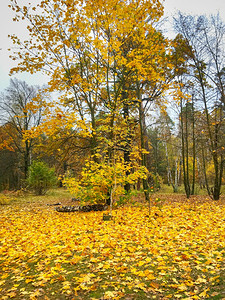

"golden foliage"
[63,159,148,204]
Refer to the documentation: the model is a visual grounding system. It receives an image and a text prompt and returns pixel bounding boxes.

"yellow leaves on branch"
[7,0,175,152]
[171,82,192,104]
[8,0,168,89]
[23,104,93,142]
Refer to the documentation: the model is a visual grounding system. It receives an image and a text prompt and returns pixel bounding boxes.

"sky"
[0,0,225,93]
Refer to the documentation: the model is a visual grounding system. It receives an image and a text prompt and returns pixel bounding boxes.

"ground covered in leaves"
[0,193,225,299]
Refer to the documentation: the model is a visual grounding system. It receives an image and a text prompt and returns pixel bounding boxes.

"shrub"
[27,161,57,195]
[63,159,148,205]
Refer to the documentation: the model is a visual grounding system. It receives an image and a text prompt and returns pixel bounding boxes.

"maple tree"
[8,0,174,200]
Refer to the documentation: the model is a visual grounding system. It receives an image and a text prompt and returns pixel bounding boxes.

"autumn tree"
[173,13,225,200]
[9,0,172,202]
[0,78,44,182]
[0,124,19,190]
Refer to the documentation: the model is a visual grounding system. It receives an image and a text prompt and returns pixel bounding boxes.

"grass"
[0,188,225,299]
[159,183,225,196]
[0,194,12,205]
[0,188,72,207]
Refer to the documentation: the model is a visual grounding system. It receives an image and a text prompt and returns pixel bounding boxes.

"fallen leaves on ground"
[0,200,225,299]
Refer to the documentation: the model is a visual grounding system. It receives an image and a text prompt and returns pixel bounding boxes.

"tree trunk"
[191,98,196,195]
[137,83,150,202]
[122,91,131,193]
[180,98,190,198]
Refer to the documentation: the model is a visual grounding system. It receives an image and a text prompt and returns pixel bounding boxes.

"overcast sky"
[0,0,225,93]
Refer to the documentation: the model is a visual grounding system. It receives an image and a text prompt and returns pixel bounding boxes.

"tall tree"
[0,78,44,180]
[9,0,172,198]
[174,13,225,200]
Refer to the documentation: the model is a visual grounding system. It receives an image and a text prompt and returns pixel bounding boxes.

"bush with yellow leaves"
[63,158,148,206]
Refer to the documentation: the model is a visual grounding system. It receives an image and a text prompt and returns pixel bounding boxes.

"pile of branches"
[55,204,108,212]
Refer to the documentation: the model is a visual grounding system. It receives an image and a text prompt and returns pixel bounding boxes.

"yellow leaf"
[57,275,66,281]
[70,256,81,265]
[7,292,17,298]
[104,291,118,299]
[195,277,207,284]
[150,282,159,289]
[97,263,104,269]
[199,289,209,298]
[146,274,156,280]
[178,283,187,291]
